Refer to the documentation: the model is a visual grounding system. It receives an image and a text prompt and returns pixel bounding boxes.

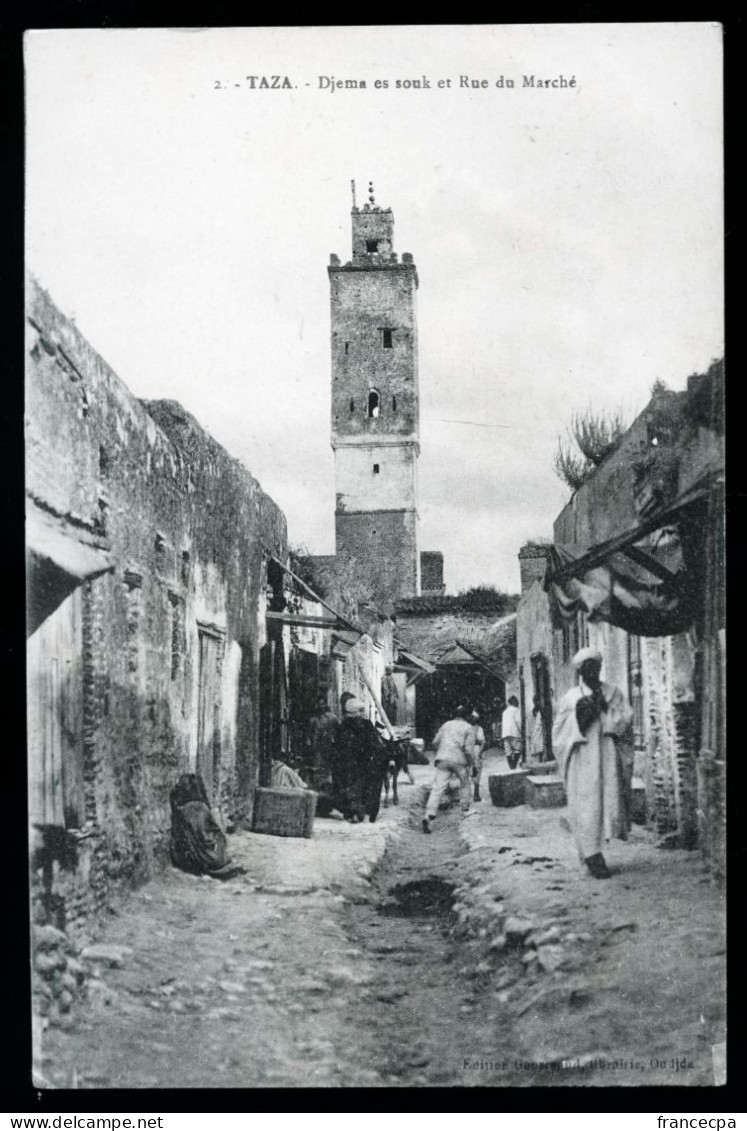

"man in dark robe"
[335,697,387,823]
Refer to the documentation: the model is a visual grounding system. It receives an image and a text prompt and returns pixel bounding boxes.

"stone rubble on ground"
[32,922,90,1029]
[535,944,565,972]
[451,813,601,995]
[80,943,133,967]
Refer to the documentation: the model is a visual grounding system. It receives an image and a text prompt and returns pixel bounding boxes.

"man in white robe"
[552,646,634,878]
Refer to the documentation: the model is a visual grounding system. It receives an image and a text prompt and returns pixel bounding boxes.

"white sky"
[25,24,723,593]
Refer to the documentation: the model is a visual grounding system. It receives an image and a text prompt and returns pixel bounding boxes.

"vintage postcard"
[25,24,724,1092]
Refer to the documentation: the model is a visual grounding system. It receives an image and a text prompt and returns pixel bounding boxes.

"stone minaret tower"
[328,182,420,604]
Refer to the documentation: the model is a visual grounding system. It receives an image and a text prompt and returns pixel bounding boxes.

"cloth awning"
[545,471,721,637]
[27,501,113,635]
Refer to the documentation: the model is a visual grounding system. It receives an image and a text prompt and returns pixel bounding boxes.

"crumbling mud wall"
[26,274,287,938]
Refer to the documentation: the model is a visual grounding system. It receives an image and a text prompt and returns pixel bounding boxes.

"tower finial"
[368,180,376,206]
[351,179,357,209]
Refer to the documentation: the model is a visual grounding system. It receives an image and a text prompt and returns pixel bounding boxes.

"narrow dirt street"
[38,775,428,1089]
[38,754,725,1090]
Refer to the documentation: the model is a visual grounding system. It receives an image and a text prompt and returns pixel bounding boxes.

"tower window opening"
[368,389,381,418]
[392,395,397,412]
[344,342,349,354]
[155,533,167,574]
[366,240,380,253]
[349,398,355,413]
[382,328,393,349]
[373,464,380,474]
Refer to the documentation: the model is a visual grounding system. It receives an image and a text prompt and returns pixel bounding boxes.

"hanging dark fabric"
[545,481,715,637]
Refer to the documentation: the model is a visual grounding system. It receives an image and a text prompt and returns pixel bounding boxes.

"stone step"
[488,769,529,807]
[525,775,566,809]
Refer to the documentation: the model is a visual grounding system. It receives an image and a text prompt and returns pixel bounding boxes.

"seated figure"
[169,774,244,879]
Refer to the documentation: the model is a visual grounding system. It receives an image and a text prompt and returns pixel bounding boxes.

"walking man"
[470,710,487,801]
[552,647,634,878]
[422,705,476,833]
[501,695,523,769]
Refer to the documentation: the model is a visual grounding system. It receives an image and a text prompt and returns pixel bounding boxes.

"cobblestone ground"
[455,749,726,1087]
[38,753,726,1089]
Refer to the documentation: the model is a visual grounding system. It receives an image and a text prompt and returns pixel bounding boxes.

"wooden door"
[531,653,554,759]
[627,633,645,751]
[288,648,319,764]
[258,639,274,785]
[518,665,526,761]
[196,630,221,804]
[27,588,84,828]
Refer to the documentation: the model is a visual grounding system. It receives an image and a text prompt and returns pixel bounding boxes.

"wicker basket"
[252,787,317,838]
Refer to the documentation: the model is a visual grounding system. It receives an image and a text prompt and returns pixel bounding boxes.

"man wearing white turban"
[552,647,634,878]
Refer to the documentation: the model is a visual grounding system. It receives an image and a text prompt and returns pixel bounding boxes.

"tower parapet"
[329,182,418,282]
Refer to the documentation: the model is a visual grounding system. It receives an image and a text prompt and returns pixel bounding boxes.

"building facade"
[515,364,725,882]
[395,595,517,745]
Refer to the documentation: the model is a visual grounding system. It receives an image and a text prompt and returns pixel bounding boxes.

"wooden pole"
[454,638,504,681]
[268,554,365,636]
[358,666,395,740]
